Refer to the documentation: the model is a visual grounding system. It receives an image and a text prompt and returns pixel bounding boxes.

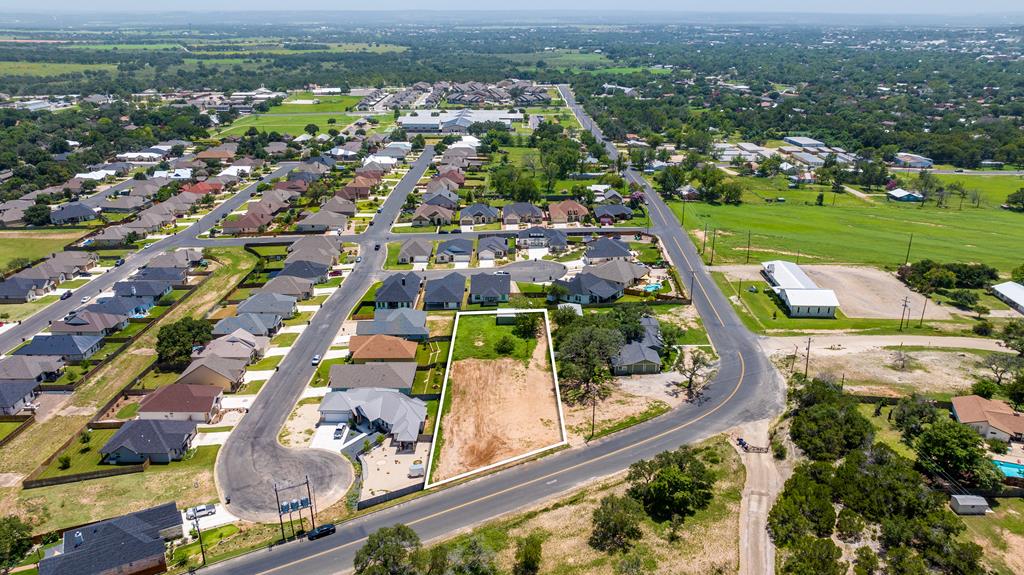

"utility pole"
[701,223,708,254]
[305,475,316,531]
[690,270,696,300]
[745,230,751,264]
[804,337,812,378]
[904,233,914,265]
[898,296,911,331]
[193,516,207,566]
[274,483,286,542]
[709,229,718,265]
[918,297,928,327]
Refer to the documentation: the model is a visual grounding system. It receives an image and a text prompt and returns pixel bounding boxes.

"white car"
[79,295,92,303]
[185,504,216,520]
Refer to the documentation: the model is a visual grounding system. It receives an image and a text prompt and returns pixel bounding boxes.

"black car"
[374,244,381,251]
[60,291,73,300]
[307,524,336,541]
[114,258,125,267]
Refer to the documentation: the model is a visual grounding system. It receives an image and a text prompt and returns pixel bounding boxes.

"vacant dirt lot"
[432,332,562,482]
[715,264,950,320]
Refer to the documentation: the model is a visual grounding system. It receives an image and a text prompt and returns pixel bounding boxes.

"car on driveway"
[186,504,216,520]
[333,424,346,440]
[307,523,336,541]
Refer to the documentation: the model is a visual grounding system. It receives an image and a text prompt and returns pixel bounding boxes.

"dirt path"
[433,334,561,482]
[842,184,875,203]
[760,334,1007,356]
[731,419,782,575]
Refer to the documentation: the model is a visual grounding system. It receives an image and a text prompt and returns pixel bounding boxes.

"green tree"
[353,524,422,575]
[614,544,657,575]
[780,537,846,575]
[589,494,644,553]
[23,204,51,226]
[512,313,540,339]
[448,537,496,575]
[970,379,999,399]
[494,336,516,356]
[0,515,32,574]
[1012,263,1024,284]
[835,508,865,541]
[768,463,836,545]
[1006,189,1024,210]
[557,325,623,437]
[915,418,1004,490]
[1000,319,1024,356]
[884,547,928,575]
[625,446,715,523]
[156,317,213,370]
[790,400,873,461]
[512,532,543,575]
[304,123,319,135]
[1006,374,1024,409]
[853,546,879,575]
[890,394,939,441]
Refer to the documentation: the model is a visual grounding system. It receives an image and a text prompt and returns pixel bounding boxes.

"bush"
[971,379,999,399]
[987,438,1010,455]
[57,455,71,470]
[494,335,516,356]
[835,508,865,541]
[972,320,993,336]
[589,494,644,553]
[772,440,787,460]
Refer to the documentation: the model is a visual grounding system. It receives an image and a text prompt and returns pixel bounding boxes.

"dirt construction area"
[431,329,563,483]
[714,264,951,320]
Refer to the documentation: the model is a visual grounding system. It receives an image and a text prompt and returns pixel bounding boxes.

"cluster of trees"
[155,317,213,370]
[654,163,742,205]
[897,260,999,294]
[772,377,995,574]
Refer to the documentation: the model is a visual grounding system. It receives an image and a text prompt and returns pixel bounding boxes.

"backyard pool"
[643,283,662,293]
[993,459,1024,479]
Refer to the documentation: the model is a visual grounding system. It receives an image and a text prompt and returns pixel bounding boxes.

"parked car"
[374,244,381,251]
[80,295,91,303]
[333,424,346,440]
[355,257,362,263]
[186,504,216,520]
[307,523,336,541]
[451,229,462,234]
[311,354,322,366]
[114,258,125,267]
[60,291,73,300]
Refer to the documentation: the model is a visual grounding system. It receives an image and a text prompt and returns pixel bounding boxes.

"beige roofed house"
[175,356,248,391]
[548,199,590,224]
[952,395,1024,442]
[348,335,418,363]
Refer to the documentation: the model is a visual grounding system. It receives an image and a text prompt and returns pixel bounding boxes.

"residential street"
[202,91,785,575]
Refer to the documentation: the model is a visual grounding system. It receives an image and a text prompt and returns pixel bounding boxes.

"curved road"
[203,90,784,574]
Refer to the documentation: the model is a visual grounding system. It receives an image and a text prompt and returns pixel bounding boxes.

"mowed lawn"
[270,94,361,113]
[0,61,117,75]
[669,175,1024,272]
[451,313,539,363]
[215,113,358,137]
[0,227,93,271]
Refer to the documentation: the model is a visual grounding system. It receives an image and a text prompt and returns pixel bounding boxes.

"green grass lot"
[712,273,976,336]
[670,175,1024,272]
[283,311,312,326]
[451,313,539,363]
[57,278,91,289]
[214,113,358,137]
[0,61,117,76]
[249,245,289,258]
[271,332,299,347]
[172,525,240,565]
[500,49,613,70]
[929,174,1024,207]
[0,227,94,272]
[962,497,1024,575]
[135,369,179,390]
[629,242,663,266]
[0,295,59,324]
[857,403,916,460]
[115,402,139,419]
[0,421,24,441]
[239,379,267,394]
[385,242,413,270]
[311,358,346,387]
[392,225,432,234]
[250,354,283,370]
[37,428,118,478]
[269,95,360,113]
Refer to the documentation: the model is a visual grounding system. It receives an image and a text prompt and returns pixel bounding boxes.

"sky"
[12,1,1022,14]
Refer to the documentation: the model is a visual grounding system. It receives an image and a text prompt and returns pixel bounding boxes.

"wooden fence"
[0,414,34,449]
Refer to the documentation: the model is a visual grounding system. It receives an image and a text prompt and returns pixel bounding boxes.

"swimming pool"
[643,283,662,293]
[993,459,1024,479]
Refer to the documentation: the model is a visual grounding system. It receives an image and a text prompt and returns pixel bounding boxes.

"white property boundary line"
[424,308,568,489]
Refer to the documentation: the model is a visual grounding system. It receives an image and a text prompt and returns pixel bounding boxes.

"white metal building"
[761,260,840,318]
[992,281,1024,315]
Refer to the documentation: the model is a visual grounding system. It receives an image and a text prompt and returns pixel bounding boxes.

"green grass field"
[670,175,1024,272]
[0,228,94,272]
[0,61,117,76]
[271,94,361,113]
[930,173,1024,207]
[451,313,539,363]
[0,420,24,441]
[384,242,414,270]
[214,113,358,137]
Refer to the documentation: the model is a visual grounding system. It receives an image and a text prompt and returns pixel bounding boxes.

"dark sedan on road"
[307,524,336,541]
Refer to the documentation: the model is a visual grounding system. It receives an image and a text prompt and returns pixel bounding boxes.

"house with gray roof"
[100,420,197,464]
[551,272,624,305]
[470,274,511,305]
[0,380,40,415]
[319,388,427,451]
[436,238,474,263]
[459,203,500,225]
[329,362,417,393]
[50,202,98,225]
[285,248,336,268]
[134,266,186,284]
[146,249,203,269]
[584,237,633,264]
[398,239,433,264]
[424,273,465,310]
[376,273,421,309]
[321,197,357,216]
[595,204,634,224]
[289,236,342,258]
[114,280,172,301]
[213,313,282,337]
[193,329,268,363]
[279,259,330,284]
[516,226,568,252]
[83,296,151,318]
[477,236,509,261]
[38,502,183,575]
[355,308,429,341]
[14,334,103,362]
[259,275,314,300]
[176,355,248,391]
[422,189,459,211]
[583,260,650,288]
[101,196,150,213]
[51,311,128,336]
[237,293,297,318]
[0,356,62,414]
[296,210,348,232]
[612,316,664,375]
[502,202,544,225]
[0,275,53,303]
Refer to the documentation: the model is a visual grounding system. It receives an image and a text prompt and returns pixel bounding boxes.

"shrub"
[971,379,999,399]
[494,335,516,356]
[987,438,1009,455]
[772,440,787,460]
[836,508,865,541]
[589,494,644,553]
[972,321,993,336]
[57,455,71,470]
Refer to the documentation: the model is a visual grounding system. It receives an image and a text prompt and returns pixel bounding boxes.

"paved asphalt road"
[0,165,295,354]
[202,89,784,575]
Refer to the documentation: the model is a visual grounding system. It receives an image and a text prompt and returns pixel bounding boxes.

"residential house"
[375,272,421,309]
[459,203,500,225]
[114,280,172,301]
[584,237,633,264]
[222,208,272,234]
[399,239,433,264]
[469,274,511,305]
[548,199,590,224]
[0,276,54,303]
[595,204,634,225]
[100,420,197,464]
[259,276,314,300]
[329,363,417,393]
[289,236,342,259]
[296,210,348,232]
[477,236,509,261]
[337,176,376,200]
[952,395,1024,442]
[552,272,624,305]
[82,297,151,318]
[50,311,128,337]
[101,196,150,213]
[517,227,568,252]
[14,334,103,362]
[0,356,63,414]
[583,260,650,288]
[279,259,330,284]
[422,189,460,211]
[348,334,418,363]
[38,502,183,575]
[92,225,134,247]
[318,388,426,452]
[411,204,453,227]
[137,384,223,423]
[886,188,924,202]
[435,238,473,263]
[502,202,544,226]
[134,266,186,284]
[181,181,223,196]
[321,197,357,217]
[424,273,465,310]
[237,293,298,319]
[285,248,336,268]
[213,313,282,337]
[147,249,202,269]
[175,356,248,391]
[50,202,98,225]
[194,329,269,363]
[612,316,664,375]
[425,177,459,195]
[355,308,429,341]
